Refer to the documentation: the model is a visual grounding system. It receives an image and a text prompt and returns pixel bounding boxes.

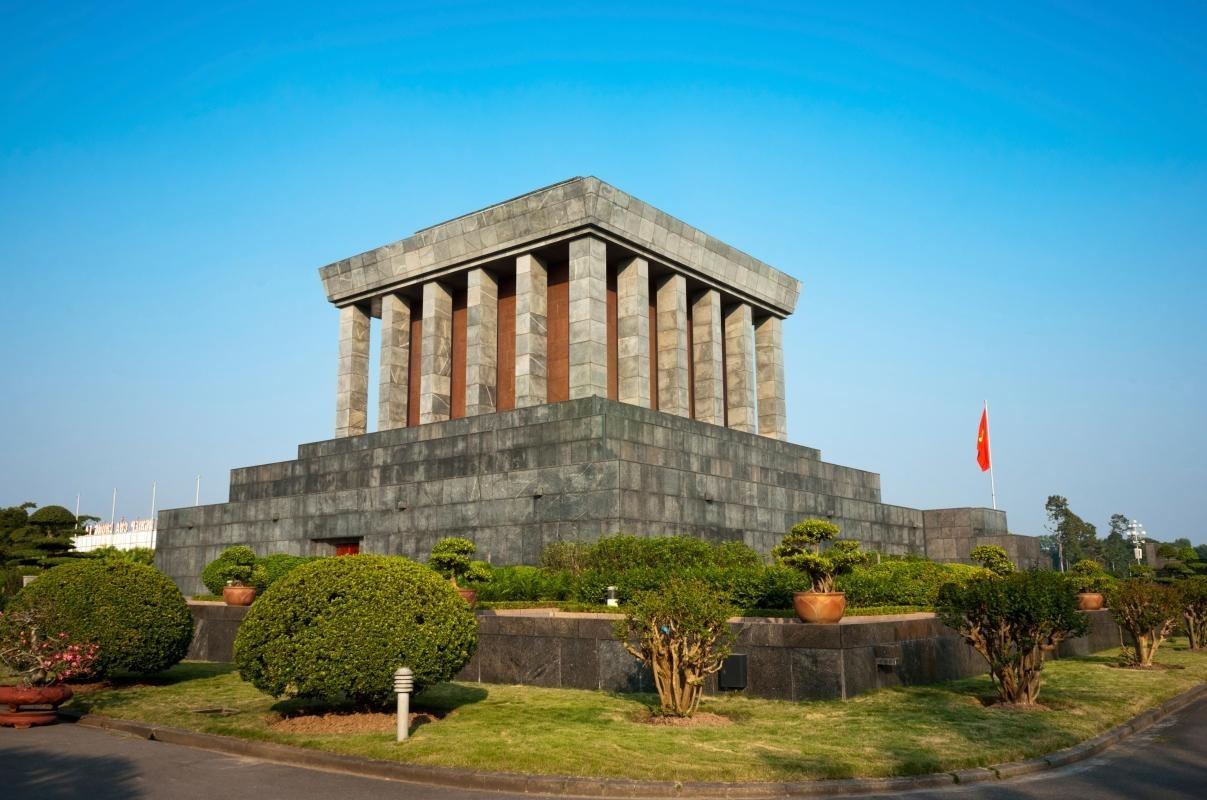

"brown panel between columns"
[407,307,423,427]
[450,287,467,420]
[547,261,570,403]
[606,266,618,400]
[496,273,516,411]
[648,289,658,412]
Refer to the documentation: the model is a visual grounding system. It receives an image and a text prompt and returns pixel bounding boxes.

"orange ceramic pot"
[457,588,478,607]
[793,591,846,623]
[0,684,73,728]
[223,585,257,606]
[1076,592,1105,611]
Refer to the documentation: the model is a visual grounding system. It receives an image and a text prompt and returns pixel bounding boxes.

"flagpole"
[985,400,997,510]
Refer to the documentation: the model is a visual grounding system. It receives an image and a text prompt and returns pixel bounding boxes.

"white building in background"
[74,518,157,552]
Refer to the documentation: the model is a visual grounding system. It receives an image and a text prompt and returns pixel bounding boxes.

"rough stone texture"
[377,293,411,431]
[419,281,453,424]
[318,177,801,319]
[922,507,1043,568]
[183,605,1121,702]
[655,274,690,417]
[615,256,651,408]
[465,268,498,416]
[724,303,757,433]
[755,315,786,440]
[691,290,724,425]
[567,235,609,400]
[514,253,548,408]
[334,304,369,438]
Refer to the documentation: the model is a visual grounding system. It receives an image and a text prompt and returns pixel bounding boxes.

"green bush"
[201,546,267,594]
[88,546,156,565]
[772,519,869,593]
[937,570,1088,705]
[539,541,591,574]
[837,559,988,607]
[614,578,735,717]
[234,555,477,707]
[1176,576,1207,650]
[1068,559,1114,595]
[259,553,320,590]
[969,545,1015,576]
[470,565,574,602]
[1110,579,1181,666]
[8,560,194,678]
[428,537,492,587]
[584,535,759,573]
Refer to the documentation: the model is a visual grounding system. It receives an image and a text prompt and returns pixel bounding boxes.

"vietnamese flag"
[976,407,991,472]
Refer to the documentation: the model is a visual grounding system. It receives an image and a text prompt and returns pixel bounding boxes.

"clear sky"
[2,2,1204,544]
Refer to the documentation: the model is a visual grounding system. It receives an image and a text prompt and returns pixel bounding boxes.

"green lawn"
[67,642,1207,783]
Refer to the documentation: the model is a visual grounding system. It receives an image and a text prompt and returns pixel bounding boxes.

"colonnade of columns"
[334,234,787,440]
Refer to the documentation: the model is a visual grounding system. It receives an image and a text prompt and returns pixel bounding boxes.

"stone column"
[419,281,453,424]
[465,268,498,416]
[335,303,369,437]
[755,316,787,440]
[655,274,690,416]
[568,235,608,399]
[514,253,548,407]
[378,293,411,431]
[615,256,650,407]
[723,303,756,433]
[691,289,724,425]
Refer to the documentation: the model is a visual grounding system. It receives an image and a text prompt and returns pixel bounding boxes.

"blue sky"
[2,1,1204,544]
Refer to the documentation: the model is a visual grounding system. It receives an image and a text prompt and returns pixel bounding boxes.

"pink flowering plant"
[0,607,100,687]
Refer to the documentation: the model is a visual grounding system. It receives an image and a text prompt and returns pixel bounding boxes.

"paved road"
[2,699,1205,799]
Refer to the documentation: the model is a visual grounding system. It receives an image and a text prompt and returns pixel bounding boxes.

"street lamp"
[1128,519,1147,563]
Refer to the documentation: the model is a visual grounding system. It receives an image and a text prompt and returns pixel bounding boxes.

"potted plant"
[223,579,259,606]
[1068,559,1112,611]
[773,519,869,623]
[0,607,99,728]
[428,537,492,606]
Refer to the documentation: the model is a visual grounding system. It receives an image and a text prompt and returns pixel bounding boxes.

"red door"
[334,543,360,556]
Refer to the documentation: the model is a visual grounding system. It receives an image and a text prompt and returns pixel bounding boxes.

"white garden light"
[394,667,414,742]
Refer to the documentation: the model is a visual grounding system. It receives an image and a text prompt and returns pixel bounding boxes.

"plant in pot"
[772,519,869,623]
[1068,559,1112,610]
[0,606,99,728]
[428,537,492,606]
[202,546,266,605]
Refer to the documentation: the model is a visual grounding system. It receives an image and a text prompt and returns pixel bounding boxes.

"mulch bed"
[633,711,732,727]
[271,710,442,734]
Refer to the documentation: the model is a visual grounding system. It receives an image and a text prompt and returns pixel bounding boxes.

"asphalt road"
[2,698,1205,800]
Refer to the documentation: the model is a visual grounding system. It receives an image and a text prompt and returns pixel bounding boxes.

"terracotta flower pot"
[457,588,478,607]
[793,591,846,623]
[0,684,74,729]
[1076,592,1105,611]
[223,584,257,606]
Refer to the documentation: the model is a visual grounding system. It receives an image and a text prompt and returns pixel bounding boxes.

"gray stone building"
[156,177,1040,594]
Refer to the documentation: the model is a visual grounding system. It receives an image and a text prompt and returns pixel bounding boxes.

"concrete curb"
[62,683,1207,799]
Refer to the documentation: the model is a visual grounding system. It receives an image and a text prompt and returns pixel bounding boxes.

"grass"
[66,642,1206,783]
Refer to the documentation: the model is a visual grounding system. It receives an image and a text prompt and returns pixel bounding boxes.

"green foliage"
[1110,579,1181,666]
[1177,576,1207,650]
[234,555,477,707]
[772,519,869,593]
[837,560,989,606]
[937,570,1088,705]
[8,560,193,678]
[258,553,320,590]
[89,546,156,565]
[969,545,1015,576]
[1068,559,1114,594]
[469,565,574,602]
[0,502,89,569]
[1044,495,1098,570]
[583,535,760,573]
[614,578,735,717]
[201,546,267,594]
[538,541,591,575]
[428,537,492,586]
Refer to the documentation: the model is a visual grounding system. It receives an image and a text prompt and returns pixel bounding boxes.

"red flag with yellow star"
[976,408,991,472]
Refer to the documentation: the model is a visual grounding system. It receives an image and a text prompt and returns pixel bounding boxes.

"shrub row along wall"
[187,603,1121,700]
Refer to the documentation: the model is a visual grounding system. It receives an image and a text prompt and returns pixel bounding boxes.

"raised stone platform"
[157,397,1038,595]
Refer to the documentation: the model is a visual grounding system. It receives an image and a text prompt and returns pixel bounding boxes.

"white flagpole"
[985,400,997,510]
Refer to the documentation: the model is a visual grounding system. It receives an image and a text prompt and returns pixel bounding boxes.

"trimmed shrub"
[1110,579,1180,666]
[539,541,591,575]
[615,578,735,717]
[584,535,759,573]
[937,570,1088,705]
[1068,559,1114,595]
[428,537,492,587]
[258,553,320,590]
[470,565,574,602]
[1177,576,1207,650]
[234,555,477,706]
[837,560,988,607]
[970,545,1015,576]
[8,560,194,678]
[89,546,155,565]
[772,519,869,593]
[201,546,266,594]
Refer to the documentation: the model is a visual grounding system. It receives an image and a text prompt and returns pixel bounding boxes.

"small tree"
[1068,559,1113,594]
[772,519,869,593]
[201,546,267,594]
[970,545,1016,576]
[428,537,492,588]
[1109,579,1180,667]
[614,579,734,717]
[937,571,1088,705]
[1178,577,1207,651]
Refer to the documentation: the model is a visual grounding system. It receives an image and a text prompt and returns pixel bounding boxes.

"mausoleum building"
[156,177,1040,594]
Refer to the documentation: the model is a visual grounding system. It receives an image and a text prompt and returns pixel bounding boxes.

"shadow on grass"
[268,682,490,717]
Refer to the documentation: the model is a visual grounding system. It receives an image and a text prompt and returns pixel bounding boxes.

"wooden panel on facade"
[450,287,467,419]
[407,305,423,427]
[606,265,618,400]
[496,273,516,411]
[547,261,570,403]
[686,297,695,418]
[648,284,658,412]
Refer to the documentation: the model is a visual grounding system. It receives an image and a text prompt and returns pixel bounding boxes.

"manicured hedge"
[234,555,477,706]
[837,559,990,607]
[9,560,194,677]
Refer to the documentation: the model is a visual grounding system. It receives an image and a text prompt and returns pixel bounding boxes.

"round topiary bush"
[8,560,194,678]
[234,555,478,707]
[201,545,265,594]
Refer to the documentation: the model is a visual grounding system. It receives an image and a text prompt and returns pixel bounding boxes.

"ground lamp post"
[1128,519,1147,563]
[394,667,414,742]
